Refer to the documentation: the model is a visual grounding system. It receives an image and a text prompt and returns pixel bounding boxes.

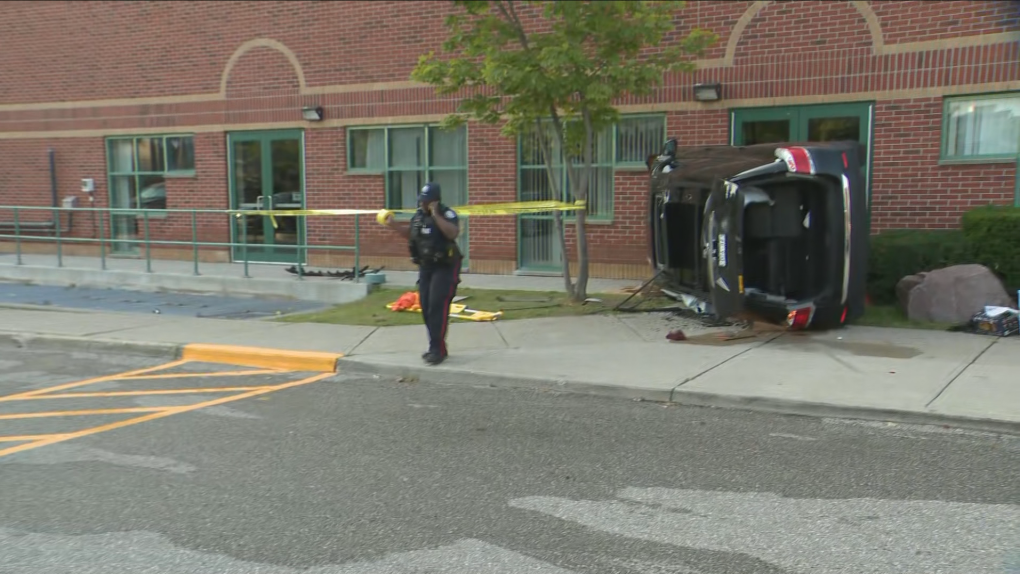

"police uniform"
[408,183,462,364]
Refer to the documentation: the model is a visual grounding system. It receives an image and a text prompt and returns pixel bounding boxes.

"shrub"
[961,205,1020,292]
[867,229,974,305]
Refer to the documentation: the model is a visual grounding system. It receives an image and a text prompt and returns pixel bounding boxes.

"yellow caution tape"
[231,200,587,229]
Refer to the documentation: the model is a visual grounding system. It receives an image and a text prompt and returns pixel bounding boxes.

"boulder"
[895,272,927,312]
[901,264,1014,324]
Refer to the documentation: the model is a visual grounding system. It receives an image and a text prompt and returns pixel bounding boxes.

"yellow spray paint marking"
[0,360,189,403]
[0,407,165,421]
[0,372,334,459]
[6,387,273,400]
[117,369,282,381]
[0,434,68,443]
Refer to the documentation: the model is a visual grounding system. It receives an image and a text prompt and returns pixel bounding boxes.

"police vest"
[408,207,460,266]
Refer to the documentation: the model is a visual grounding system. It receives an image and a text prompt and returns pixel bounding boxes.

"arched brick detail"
[725,1,885,64]
[221,38,305,98]
[731,1,874,60]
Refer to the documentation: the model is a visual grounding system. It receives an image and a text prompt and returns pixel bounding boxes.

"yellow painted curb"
[181,344,342,373]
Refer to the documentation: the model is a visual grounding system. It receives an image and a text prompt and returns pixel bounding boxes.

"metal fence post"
[98,208,106,271]
[354,214,361,283]
[54,207,63,268]
[191,210,200,276]
[143,211,152,273]
[13,208,22,266]
[241,214,250,279]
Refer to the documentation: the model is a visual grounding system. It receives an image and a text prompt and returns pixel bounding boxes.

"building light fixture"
[302,106,324,122]
[693,83,722,102]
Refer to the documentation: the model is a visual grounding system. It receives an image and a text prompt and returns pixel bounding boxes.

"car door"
[703,178,746,320]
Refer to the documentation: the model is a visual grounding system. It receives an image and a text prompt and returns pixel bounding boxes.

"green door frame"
[731,101,875,219]
[227,129,307,265]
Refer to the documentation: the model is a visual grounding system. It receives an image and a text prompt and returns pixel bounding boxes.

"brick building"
[1,0,1017,280]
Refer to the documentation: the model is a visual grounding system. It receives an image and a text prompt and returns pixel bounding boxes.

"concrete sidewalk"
[0,304,1016,434]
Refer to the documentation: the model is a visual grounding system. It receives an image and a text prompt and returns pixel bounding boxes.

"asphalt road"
[0,348,1017,574]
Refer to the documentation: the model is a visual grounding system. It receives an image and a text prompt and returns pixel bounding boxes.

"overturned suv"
[647,139,869,330]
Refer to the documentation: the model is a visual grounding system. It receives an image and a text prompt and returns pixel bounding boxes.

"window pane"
[166,136,195,171]
[110,175,137,209]
[945,96,1020,157]
[519,125,561,168]
[109,139,135,173]
[349,129,385,170]
[388,127,425,168]
[566,166,613,218]
[430,169,467,207]
[616,116,665,164]
[136,137,165,172]
[428,126,466,167]
[741,120,791,145]
[387,169,425,209]
[568,125,613,165]
[138,175,166,210]
[519,167,559,203]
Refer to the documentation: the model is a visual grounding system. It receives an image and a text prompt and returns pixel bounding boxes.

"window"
[517,115,666,221]
[347,125,468,210]
[942,93,1020,161]
[106,135,195,212]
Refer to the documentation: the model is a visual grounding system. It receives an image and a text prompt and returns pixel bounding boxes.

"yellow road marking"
[5,387,273,400]
[0,434,68,443]
[0,360,190,403]
[0,372,334,459]
[182,344,342,372]
[0,407,165,421]
[118,369,282,381]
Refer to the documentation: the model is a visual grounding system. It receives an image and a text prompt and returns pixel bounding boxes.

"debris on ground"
[949,305,1019,337]
[284,265,385,279]
[385,291,503,322]
[496,295,552,303]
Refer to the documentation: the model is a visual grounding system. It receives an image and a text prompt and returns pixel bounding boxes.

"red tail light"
[786,308,813,329]
[840,306,848,324]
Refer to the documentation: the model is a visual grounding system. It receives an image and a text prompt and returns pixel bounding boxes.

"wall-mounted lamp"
[302,106,324,122]
[692,83,722,102]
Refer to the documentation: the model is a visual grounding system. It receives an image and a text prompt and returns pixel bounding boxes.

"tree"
[412,0,716,302]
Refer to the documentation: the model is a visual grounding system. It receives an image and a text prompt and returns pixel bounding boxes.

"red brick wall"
[0,0,1017,275]
[871,97,1018,231]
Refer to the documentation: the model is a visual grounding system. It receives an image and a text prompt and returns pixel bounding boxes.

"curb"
[0,334,343,372]
[0,332,183,360]
[339,357,1020,436]
[337,358,675,402]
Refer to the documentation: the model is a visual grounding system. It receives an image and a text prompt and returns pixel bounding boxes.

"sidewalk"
[0,303,1016,434]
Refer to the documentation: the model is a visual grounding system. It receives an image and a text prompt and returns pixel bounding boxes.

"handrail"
[0,205,363,282]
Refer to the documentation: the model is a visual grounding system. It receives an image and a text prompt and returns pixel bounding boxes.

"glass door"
[731,102,873,206]
[228,130,306,265]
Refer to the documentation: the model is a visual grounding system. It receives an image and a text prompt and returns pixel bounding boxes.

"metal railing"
[0,205,363,281]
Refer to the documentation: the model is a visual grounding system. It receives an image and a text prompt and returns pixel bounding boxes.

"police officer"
[383,182,462,365]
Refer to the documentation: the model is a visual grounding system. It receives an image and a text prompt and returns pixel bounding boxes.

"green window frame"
[346,124,468,211]
[517,114,666,222]
[105,134,196,217]
[941,92,1020,164]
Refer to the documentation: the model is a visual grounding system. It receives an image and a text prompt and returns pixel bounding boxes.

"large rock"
[896,272,927,312]
[900,264,1014,324]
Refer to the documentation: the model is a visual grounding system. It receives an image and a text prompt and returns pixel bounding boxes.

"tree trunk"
[554,211,573,296]
[573,207,589,301]
[535,118,574,297]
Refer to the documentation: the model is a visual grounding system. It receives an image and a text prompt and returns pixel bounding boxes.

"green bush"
[961,205,1020,291]
[867,229,974,305]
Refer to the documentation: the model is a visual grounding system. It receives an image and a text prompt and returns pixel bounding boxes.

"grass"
[276,286,958,331]
[275,286,659,327]
[854,304,956,331]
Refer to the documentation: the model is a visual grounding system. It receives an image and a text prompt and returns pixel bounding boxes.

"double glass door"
[731,102,873,205]
[228,130,306,264]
